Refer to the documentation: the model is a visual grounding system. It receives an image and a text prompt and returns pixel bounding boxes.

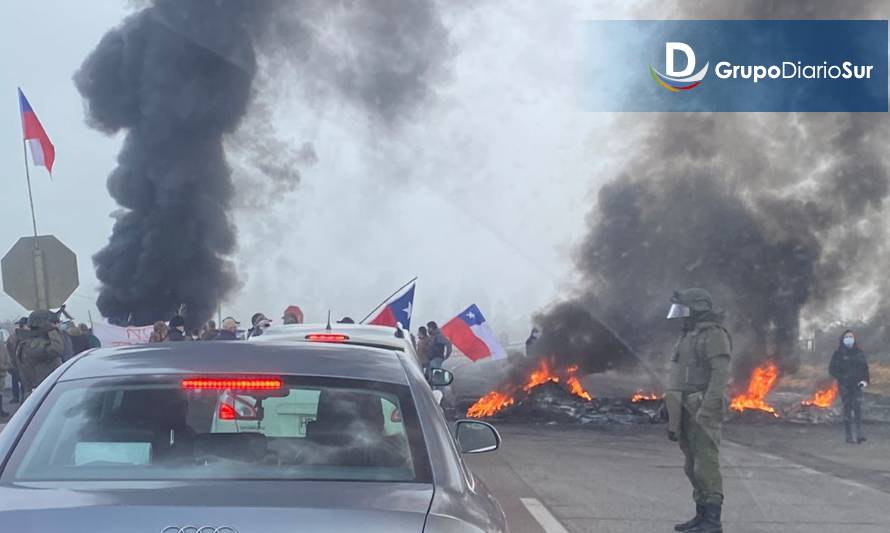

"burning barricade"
[730,362,780,417]
[465,359,664,425]
[728,362,844,423]
[464,357,854,426]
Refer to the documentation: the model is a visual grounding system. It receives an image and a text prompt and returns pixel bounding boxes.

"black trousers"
[840,387,863,439]
[9,370,23,402]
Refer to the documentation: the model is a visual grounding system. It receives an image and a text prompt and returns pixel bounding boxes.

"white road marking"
[727,442,882,495]
[520,498,570,533]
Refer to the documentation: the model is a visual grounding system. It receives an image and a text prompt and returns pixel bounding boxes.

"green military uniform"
[15,310,65,397]
[665,289,731,533]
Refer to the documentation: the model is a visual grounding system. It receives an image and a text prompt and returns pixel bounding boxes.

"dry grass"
[779,361,890,396]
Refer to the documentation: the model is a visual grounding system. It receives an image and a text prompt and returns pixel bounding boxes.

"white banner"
[92,322,155,347]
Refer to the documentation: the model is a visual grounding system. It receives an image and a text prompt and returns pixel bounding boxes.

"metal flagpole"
[359,276,418,324]
[21,139,39,239]
[22,135,49,309]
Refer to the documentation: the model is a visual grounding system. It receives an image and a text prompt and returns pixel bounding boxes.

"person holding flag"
[425,321,452,374]
[441,304,507,362]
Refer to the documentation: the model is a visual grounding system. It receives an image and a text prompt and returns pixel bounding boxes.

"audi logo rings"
[161,527,238,533]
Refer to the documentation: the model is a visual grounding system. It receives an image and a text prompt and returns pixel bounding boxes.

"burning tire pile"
[464,359,665,425]
[466,380,665,425]
[462,359,889,426]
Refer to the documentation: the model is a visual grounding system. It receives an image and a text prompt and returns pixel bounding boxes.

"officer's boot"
[674,503,704,531]
[687,504,722,533]
[844,420,855,443]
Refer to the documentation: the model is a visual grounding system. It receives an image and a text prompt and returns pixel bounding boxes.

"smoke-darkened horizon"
[534,1,890,385]
[75,0,451,326]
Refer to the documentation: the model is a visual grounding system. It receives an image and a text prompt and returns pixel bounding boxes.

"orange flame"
[802,382,838,408]
[631,390,661,402]
[567,376,593,401]
[466,360,593,418]
[523,360,560,392]
[466,390,515,418]
[730,362,779,415]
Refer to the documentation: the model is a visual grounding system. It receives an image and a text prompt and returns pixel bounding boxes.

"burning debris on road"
[730,362,781,416]
[463,356,862,426]
[630,390,662,402]
[801,383,839,408]
[467,359,594,418]
[468,380,665,426]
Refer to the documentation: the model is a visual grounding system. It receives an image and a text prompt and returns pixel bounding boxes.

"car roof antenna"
[326,309,332,331]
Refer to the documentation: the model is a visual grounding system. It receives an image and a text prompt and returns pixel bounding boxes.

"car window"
[5,376,431,483]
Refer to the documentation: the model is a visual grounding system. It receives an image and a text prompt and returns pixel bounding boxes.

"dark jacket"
[87,333,101,348]
[59,331,74,362]
[829,345,869,390]
[216,329,239,341]
[70,334,92,356]
[428,331,452,361]
[167,329,187,342]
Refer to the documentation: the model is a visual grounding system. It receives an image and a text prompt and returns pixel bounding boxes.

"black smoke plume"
[536,1,890,386]
[76,0,450,326]
[531,301,633,375]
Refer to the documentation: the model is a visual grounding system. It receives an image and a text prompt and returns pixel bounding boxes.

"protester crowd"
[0,297,876,453]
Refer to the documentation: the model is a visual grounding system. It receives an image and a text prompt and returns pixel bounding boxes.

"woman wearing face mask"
[829,330,870,444]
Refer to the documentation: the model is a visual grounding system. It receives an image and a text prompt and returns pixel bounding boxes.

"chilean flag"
[441,304,507,362]
[369,284,415,329]
[18,88,55,174]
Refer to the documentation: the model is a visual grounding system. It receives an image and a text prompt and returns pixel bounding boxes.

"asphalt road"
[466,422,890,533]
[3,413,888,532]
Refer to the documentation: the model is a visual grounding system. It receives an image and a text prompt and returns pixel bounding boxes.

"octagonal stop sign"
[2,235,79,311]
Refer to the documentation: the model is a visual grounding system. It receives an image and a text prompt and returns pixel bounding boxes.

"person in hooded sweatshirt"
[247,313,271,339]
[167,315,188,342]
[829,329,870,444]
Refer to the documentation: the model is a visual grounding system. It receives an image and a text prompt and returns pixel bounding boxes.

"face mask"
[843,336,855,348]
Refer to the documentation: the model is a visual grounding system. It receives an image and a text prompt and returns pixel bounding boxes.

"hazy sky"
[0,2,626,339]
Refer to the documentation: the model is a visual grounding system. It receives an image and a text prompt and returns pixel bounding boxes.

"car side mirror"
[429,368,454,387]
[455,419,501,454]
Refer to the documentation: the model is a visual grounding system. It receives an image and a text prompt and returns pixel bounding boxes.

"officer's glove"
[859,381,868,389]
[667,430,678,442]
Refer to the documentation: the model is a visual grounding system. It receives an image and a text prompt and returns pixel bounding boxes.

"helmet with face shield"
[666,288,713,319]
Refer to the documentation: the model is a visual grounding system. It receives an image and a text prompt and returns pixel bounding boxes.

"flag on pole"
[441,304,507,362]
[18,88,55,173]
[368,283,415,329]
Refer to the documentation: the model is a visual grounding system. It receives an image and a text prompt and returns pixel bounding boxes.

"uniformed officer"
[665,289,731,533]
[15,310,65,397]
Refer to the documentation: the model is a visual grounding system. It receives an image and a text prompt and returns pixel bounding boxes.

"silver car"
[249,323,424,371]
[0,341,507,532]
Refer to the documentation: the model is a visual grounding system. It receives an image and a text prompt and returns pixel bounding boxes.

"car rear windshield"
[4,375,431,483]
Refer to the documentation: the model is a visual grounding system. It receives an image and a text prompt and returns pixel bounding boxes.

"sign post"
[2,235,78,311]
